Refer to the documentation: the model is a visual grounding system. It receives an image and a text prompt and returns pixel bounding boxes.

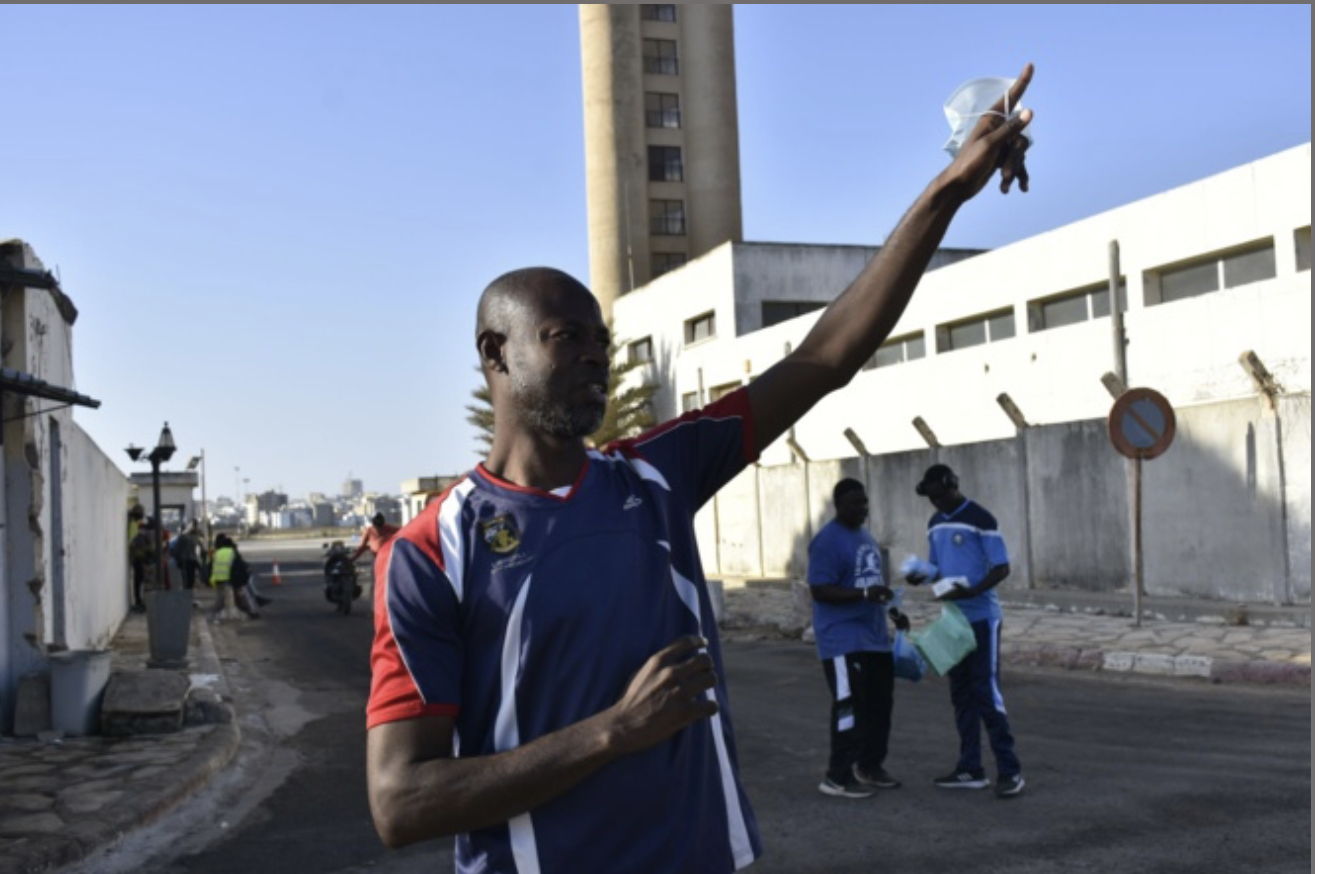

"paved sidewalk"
[0,584,1309,873]
[716,580,1312,686]
[0,603,242,874]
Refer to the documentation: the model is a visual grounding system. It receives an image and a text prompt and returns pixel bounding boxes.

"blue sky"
[3,4,1310,501]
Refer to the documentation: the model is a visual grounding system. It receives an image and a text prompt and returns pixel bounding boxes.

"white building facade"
[610,145,1313,604]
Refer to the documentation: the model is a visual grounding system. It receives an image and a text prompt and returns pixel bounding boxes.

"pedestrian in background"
[171,520,204,589]
[808,478,910,799]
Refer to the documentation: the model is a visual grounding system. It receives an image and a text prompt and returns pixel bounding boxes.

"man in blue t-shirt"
[808,479,910,799]
[905,464,1025,799]
[365,66,1035,872]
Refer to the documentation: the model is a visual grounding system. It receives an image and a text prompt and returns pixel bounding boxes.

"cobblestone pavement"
[0,584,1310,873]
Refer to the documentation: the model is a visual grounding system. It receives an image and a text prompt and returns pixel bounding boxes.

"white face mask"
[942,76,1034,158]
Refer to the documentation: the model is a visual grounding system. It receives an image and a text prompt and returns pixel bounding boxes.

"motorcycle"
[322,542,362,615]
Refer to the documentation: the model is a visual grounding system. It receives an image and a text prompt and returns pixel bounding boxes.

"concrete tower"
[579,4,743,319]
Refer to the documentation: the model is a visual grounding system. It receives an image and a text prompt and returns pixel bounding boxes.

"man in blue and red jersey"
[906,463,1025,799]
[365,65,1036,872]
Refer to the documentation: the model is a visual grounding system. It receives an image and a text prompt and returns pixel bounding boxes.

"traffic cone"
[271,562,282,586]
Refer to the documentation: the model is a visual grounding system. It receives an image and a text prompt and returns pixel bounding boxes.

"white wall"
[65,424,133,649]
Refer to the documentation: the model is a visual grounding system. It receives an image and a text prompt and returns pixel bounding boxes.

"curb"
[1006,642,1312,687]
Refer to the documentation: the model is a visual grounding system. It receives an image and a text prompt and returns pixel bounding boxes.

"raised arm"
[748,64,1035,453]
[367,635,718,847]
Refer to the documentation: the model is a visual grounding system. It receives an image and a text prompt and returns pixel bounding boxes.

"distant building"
[311,502,336,527]
[244,490,288,526]
[342,477,363,499]
[400,475,464,524]
[360,495,402,525]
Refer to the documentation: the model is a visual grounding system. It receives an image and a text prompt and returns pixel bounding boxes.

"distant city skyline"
[3,4,1310,497]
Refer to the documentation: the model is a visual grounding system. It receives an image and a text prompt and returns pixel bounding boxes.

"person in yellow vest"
[210,533,260,618]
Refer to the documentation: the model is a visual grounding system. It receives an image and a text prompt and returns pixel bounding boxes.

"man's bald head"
[474,267,609,441]
[476,267,595,341]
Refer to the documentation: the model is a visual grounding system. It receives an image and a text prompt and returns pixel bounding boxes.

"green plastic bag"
[912,604,977,676]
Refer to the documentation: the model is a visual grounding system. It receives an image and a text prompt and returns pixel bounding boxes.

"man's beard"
[510,375,605,439]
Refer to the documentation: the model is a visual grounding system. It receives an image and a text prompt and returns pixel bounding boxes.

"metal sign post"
[1108,388,1177,626]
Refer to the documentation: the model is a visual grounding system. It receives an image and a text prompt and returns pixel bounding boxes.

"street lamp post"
[187,449,210,550]
[126,422,176,591]
[126,422,188,668]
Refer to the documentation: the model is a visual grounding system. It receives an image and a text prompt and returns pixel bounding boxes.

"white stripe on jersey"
[929,521,1001,539]
[437,479,476,603]
[496,574,541,873]
[592,446,674,492]
[670,563,755,869]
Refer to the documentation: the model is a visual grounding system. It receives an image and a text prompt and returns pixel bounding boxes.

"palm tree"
[465,369,495,455]
[466,327,658,455]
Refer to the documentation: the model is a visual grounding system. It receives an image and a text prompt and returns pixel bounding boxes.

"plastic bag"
[912,604,977,675]
[942,76,1034,158]
[892,631,927,682]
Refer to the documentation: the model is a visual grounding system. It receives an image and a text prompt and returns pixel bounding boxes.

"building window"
[627,337,653,364]
[681,391,700,412]
[1027,281,1127,332]
[1296,227,1313,272]
[761,300,826,328]
[936,308,1016,353]
[651,251,686,278]
[645,92,681,128]
[641,4,677,22]
[648,145,684,182]
[643,38,679,75]
[864,332,926,370]
[649,199,685,236]
[1159,261,1219,304]
[1222,244,1276,288]
[684,311,715,345]
[709,381,739,401]
[1149,240,1278,306]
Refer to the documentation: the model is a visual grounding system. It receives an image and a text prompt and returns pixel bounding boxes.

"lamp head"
[155,422,177,463]
[125,445,143,462]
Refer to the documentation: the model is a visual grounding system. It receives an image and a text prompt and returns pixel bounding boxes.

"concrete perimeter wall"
[702,393,1311,606]
[65,423,133,650]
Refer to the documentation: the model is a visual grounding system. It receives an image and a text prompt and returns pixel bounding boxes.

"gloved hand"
[863,585,894,604]
[899,555,938,584]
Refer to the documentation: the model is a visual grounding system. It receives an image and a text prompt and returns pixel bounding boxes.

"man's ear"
[477,329,508,374]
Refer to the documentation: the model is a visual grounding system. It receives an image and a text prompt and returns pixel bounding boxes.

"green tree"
[465,328,659,455]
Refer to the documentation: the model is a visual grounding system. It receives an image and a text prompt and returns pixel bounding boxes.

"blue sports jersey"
[927,499,1010,623]
[368,389,762,874]
[807,520,890,660]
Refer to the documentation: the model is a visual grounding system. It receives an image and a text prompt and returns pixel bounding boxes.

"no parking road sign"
[1108,387,1176,460]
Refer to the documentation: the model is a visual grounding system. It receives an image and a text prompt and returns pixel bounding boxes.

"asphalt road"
[97,539,1313,874]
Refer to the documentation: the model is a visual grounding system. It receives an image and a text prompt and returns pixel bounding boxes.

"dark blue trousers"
[947,617,1021,777]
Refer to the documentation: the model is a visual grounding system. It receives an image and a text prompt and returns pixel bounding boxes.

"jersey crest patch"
[953,532,965,546]
[481,515,521,554]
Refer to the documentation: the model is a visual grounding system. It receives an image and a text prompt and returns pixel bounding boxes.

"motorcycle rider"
[350,512,400,565]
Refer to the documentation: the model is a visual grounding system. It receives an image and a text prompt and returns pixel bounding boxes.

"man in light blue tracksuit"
[906,464,1025,799]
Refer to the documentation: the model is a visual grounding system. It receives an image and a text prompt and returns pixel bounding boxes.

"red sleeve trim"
[366,701,459,731]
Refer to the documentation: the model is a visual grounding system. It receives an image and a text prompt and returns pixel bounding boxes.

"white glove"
[899,555,939,582]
